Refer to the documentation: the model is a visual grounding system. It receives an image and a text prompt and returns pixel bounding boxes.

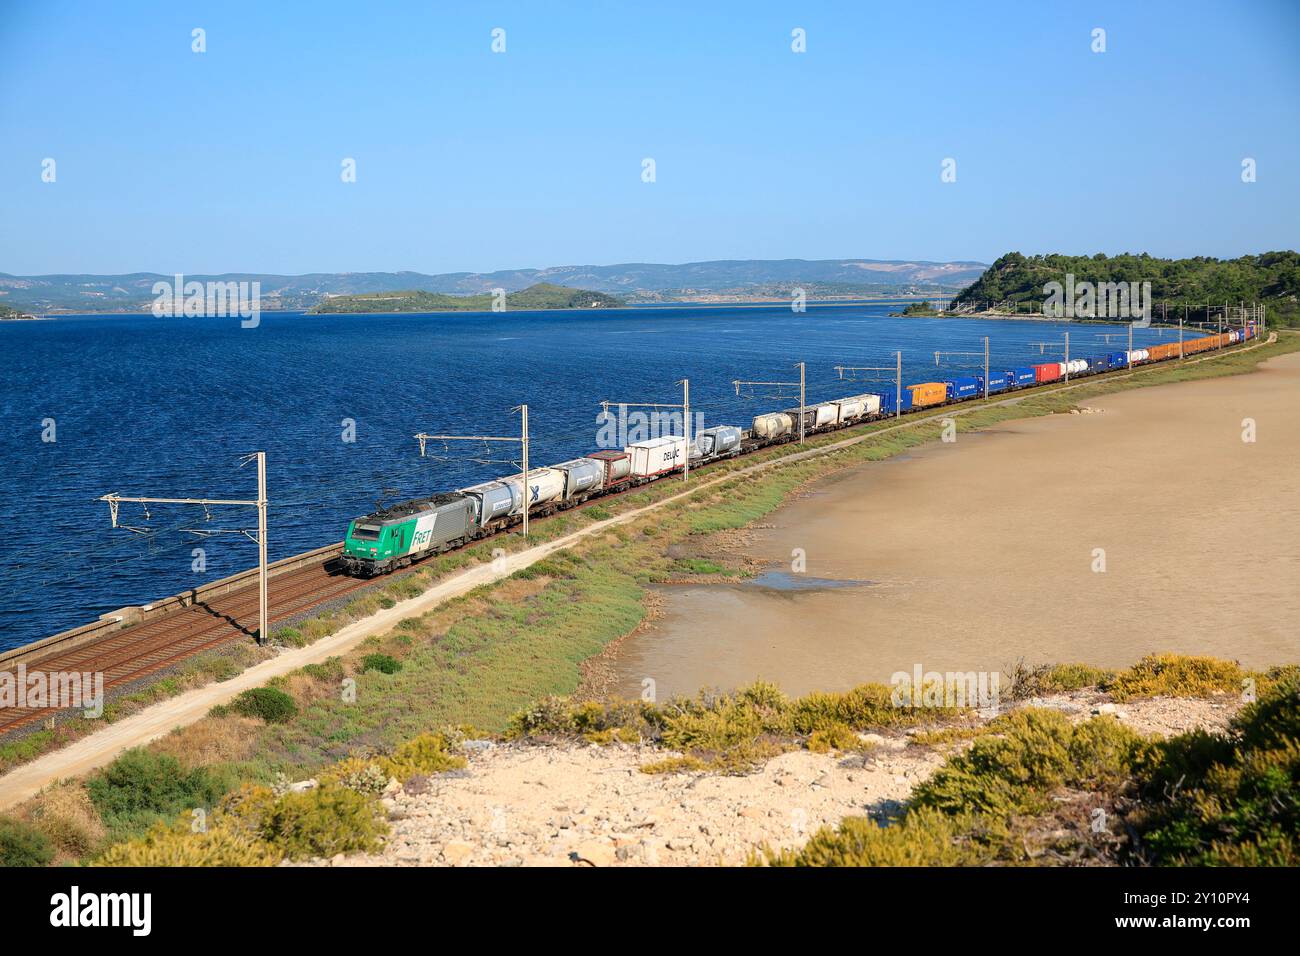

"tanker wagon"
[694,425,743,458]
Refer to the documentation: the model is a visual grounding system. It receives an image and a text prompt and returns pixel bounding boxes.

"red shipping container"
[1033,362,1061,383]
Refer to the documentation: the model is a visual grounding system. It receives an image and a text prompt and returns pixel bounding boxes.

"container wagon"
[1033,363,1061,383]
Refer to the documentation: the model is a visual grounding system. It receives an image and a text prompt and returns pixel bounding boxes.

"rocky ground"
[299,690,1241,868]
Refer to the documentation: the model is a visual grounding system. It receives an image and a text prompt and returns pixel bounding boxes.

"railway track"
[0,334,1268,740]
[0,558,394,737]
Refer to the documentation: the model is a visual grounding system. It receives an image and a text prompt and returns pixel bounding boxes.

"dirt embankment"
[305,692,1238,868]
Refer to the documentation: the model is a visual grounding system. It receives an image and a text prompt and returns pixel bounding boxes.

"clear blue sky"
[1,0,1296,275]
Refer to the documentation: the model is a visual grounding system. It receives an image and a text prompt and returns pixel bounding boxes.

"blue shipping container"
[1012,367,1037,387]
[981,371,1011,393]
[945,377,980,401]
[1107,352,1128,369]
[874,389,912,415]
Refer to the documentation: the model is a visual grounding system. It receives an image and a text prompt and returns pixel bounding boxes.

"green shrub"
[94,818,283,867]
[360,653,402,675]
[379,732,466,781]
[1133,674,1300,865]
[807,722,862,753]
[226,785,387,860]
[318,757,389,796]
[1104,654,1245,701]
[0,816,55,867]
[302,657,346,684]
[758,810,999,867]
[911,710,1141,817]
[230,687,298,723]
[86,748,229,839]
[272,627,305,647]
[1009,661,1114,698]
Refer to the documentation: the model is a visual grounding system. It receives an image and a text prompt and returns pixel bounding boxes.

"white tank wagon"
[1125,348,1150,364]
[459,479,524,530]
[551,458,605,502]
[751,411,794,441]
[693,425,743,458]
[501,468,566,514]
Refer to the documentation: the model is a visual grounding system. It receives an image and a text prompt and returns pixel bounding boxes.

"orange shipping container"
[908,382,947,407]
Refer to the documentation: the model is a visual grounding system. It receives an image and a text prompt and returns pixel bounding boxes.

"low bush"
[360,653,402,675]
[379,732,466,781]
[224,784,387,860]
[230,687,298,723]
[1009,661,1115,698]
[1104,654,1245,701]
[318,756,389,796]
[911,709,1142,817]
[86,748,229,839]
[1132,673,1300,865]
[94,818,283,867]
[0,816,55,867]
[302,657,346,684]
[757,810,1000,867]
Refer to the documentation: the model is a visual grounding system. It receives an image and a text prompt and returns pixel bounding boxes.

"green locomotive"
[340,493,479,576]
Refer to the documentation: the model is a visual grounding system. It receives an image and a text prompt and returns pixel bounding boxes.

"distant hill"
[311,283,623,314]
[0,257,987,313]
[952,251,1300,324]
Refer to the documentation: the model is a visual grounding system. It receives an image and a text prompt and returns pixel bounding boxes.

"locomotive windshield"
[351,524,381,540]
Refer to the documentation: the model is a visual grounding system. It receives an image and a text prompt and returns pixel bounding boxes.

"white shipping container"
[626,437,688,477]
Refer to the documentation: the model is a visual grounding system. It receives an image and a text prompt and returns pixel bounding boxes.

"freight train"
[338,327,1253,576]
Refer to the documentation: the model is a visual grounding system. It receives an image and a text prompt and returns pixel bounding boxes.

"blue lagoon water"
[0,303,1187,650]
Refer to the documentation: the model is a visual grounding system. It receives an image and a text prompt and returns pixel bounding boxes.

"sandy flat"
[611,351,1300,698]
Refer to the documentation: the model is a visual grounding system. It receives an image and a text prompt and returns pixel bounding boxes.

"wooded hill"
[952,251,1300,324]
